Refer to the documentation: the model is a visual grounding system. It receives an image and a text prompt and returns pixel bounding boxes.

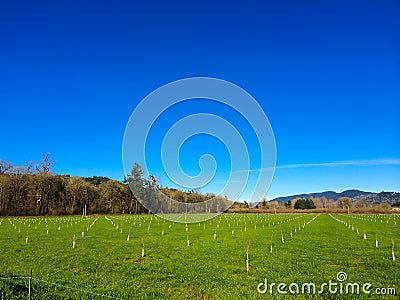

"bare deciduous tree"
[0,159,13,174]
[36,153,54,174]
[337,197,351,209]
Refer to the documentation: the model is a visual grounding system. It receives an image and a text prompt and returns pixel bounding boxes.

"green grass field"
[0,213,398,299]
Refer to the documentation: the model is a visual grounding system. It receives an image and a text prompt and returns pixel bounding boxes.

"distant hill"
[270,190,400,205]
[271,189,372,203]
[354,191,400,205]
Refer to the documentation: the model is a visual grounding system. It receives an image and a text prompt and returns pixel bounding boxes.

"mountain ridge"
[270,189,400,205]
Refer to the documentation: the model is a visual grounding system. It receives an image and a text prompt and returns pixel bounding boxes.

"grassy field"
[0,213,398,299]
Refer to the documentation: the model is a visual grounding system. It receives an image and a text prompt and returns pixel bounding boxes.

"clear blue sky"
[1,0,399,200]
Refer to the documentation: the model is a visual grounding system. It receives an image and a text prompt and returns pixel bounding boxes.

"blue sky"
[1,0,399,200]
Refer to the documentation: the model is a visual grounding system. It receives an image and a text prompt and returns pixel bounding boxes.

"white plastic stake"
[246,245,250,271]
[364,233,367,239]
[392,240,396,261]
[127,234,130,241]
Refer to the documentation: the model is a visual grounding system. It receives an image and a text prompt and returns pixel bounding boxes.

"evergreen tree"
[294,199,306,209]
[305,198,316,209]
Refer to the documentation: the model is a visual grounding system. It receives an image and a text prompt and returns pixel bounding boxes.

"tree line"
[228,196,393,214]
[0,154,141,216]
[127,162,232,215]
[2,154,395,216]
[0,154,227,216]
